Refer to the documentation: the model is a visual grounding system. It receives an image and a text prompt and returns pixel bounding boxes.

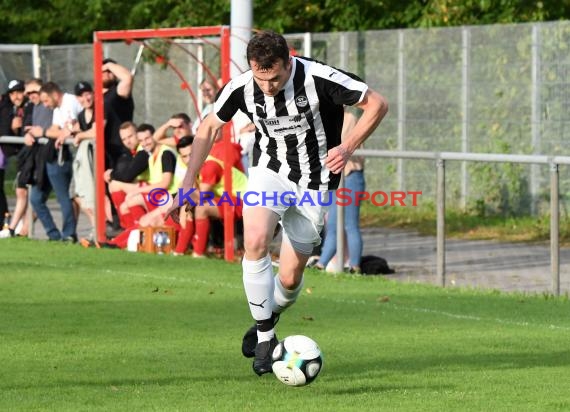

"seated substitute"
[101,136,193,252]
[109,123,180,229]
[182,150,248,258]
[153,112,193,148]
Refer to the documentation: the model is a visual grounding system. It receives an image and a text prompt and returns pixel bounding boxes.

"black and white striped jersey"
[213,56,368,191]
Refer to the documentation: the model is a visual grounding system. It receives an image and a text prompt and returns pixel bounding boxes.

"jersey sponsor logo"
[261,113,310,137]
[295,95,309,108]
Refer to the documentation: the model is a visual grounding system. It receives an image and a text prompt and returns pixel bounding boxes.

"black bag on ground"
[360,255,395,275]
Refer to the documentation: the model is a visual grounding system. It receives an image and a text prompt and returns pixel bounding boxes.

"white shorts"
[243,167,331,248]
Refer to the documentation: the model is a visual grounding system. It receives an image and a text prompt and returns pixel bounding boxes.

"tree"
[0,0,569,45]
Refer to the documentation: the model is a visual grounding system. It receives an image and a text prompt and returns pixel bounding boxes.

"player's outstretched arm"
[326,89,388,174]
[166,114,225,217]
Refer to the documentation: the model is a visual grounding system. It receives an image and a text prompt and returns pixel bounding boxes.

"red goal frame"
[93,26,235,261]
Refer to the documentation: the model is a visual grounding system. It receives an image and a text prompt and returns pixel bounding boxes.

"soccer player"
[169,30,388,376]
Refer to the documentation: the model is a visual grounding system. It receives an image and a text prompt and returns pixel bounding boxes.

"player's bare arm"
[153,118,181,147]
[166,113,224,216]
[325,89,388,174]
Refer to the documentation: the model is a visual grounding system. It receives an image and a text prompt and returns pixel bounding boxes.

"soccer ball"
[271,335,323,386]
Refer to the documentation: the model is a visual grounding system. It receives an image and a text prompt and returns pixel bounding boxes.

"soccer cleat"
[241,313,280,358]
[241,325,258,358]
[252,336,278,376]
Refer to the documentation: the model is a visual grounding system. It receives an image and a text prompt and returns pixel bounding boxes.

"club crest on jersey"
[295,95,309,108]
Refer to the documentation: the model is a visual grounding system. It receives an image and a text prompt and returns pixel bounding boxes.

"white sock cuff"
[257,329,275,343]
[275,275,304,297]
[242,254,272,274]
[272,275,304,314]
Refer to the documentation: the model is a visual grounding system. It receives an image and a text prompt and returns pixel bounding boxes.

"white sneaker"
[0,229,12,238]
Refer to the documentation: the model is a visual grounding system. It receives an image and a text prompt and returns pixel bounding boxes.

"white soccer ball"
[271,335,323,386]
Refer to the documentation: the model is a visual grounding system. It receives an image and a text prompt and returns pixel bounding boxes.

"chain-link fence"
[2,22,570,214]
[295,23,570,215]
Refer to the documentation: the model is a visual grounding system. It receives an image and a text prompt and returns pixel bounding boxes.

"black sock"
[256,318,274,332]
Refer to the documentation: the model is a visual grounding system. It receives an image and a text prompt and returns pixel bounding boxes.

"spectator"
[71,81,96,238]
[105,121,149,230]
[102,58,135,235]
[108,123,178,229]
[33,81,82,242]
[105,121,149,184]
[100,135,194,251]
[102,58,135,169]
[0,80,29,229]
[153,113,193,148]
[0,79,42,238]
[315,110,365,273]
[183,149,248,257]
[16,79,54,239]
[192,78,218,135]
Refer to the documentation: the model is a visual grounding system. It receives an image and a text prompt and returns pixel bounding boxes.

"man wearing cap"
[0,79,30,229]
[0,79,49,238]
[102,58,135,169]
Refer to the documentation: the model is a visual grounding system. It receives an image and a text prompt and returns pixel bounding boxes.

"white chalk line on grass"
[34,262,570,332]
[389,304,570,332]
[112,268,570,333]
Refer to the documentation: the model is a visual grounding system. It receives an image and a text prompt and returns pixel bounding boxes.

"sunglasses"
[25,91,39,96]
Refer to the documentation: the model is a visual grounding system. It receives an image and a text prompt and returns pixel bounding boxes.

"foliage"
[1,0,570,45]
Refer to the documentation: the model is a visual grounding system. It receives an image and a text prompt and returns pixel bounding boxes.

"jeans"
[318,170,365,269]
[31,160,76,240]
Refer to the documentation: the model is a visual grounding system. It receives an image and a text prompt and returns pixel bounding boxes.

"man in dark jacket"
[102,58,135,169]
[0,80,30,229]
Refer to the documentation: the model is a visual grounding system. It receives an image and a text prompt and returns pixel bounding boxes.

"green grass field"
[2,238,570,411]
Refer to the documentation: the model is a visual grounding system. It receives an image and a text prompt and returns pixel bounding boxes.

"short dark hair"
[40,81,62,95]
[171,113,191,124]
[136,123,155,135]
[120,121,136,131]
[176,135,194,150]
[246,31,290,70]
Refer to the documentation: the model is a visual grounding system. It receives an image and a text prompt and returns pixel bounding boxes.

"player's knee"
[244,228,270,256]
[279,274,300,290]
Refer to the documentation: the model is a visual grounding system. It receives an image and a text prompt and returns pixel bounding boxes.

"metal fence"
[2,22,570,214]
[3,22,570,293]
[353,149,570,295]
